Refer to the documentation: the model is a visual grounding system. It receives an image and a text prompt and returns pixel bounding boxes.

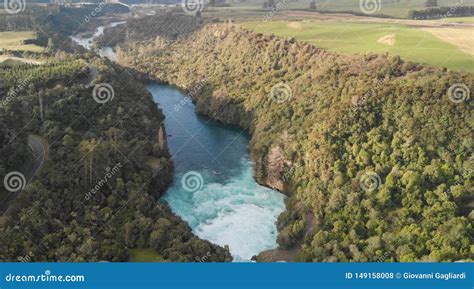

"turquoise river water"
[147,85,285,261]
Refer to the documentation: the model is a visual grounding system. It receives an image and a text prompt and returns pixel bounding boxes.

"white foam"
[163,161,286,261]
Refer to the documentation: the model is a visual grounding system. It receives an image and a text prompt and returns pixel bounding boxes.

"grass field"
[0,31,45,52]
[0,56,44,66]
[423,27,473,57]
[241,20,474,72]
[130,248,167,262]
[304,0,474,18]
[209,0,474,18]
[444,17,474,23]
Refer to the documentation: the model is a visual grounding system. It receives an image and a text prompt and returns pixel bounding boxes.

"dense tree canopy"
[113,18,473,262]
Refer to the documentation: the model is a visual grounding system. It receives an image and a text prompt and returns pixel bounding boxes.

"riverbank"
[146,84,285,261]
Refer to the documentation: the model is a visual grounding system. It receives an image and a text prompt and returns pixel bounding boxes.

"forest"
[95,12,206,48]
[0,5,109,33]
[109,14,473,262]
[0,55,231,261]
[409,5,474,19]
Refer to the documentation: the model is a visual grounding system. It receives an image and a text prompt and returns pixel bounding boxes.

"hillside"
[96,13,206,47]
[108,16,473,261]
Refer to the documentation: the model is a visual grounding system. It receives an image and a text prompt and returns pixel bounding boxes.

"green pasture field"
[241,20,474,72]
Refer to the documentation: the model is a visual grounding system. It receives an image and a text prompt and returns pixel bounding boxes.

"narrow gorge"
[72,23,286,261]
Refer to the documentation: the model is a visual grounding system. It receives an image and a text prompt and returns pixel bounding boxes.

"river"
[69,21,125,62]
[71,25,286,261]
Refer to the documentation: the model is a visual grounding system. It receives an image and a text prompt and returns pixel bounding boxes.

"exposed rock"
[158,125,167,152]
[266,146,291,191]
